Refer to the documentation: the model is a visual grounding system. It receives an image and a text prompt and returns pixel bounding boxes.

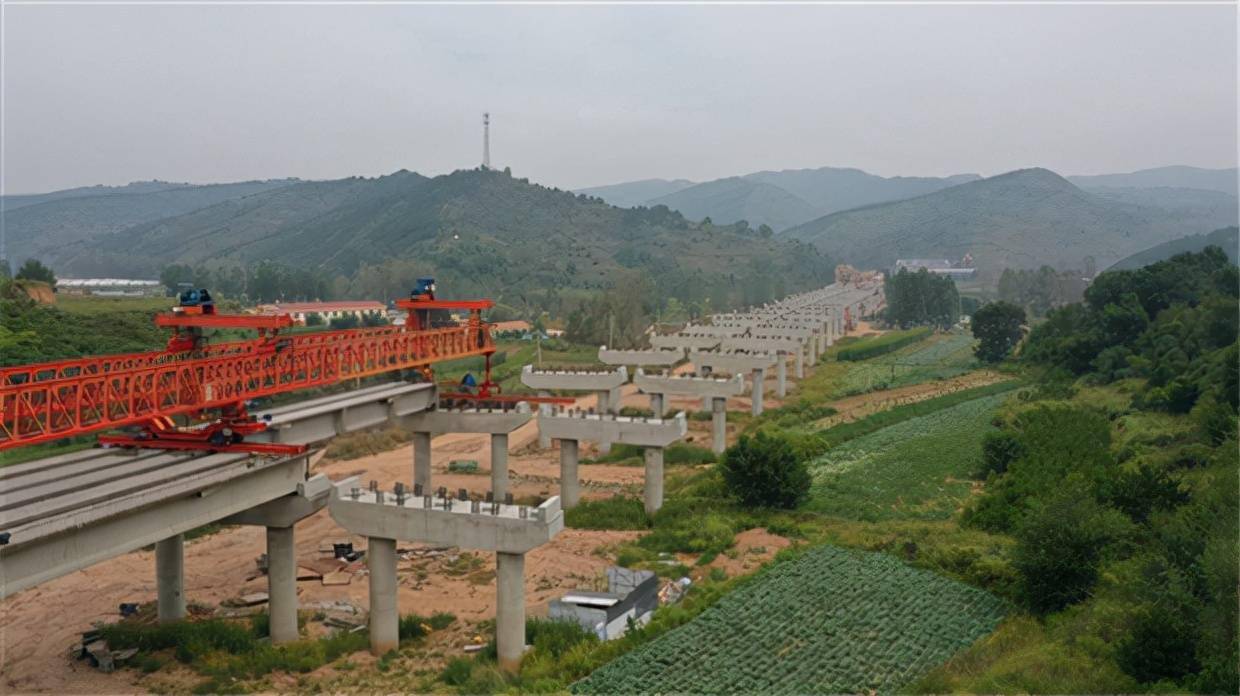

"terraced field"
[832,332,977,397]
[572,545,1007,695]
[805,393,1007,521]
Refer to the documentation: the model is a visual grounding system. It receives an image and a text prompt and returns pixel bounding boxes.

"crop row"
[572,545,1007,695]
[836,327,933,361]
[805,393,1008,521]
[832,333,977,397]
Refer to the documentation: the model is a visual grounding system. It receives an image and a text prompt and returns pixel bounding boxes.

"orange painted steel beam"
[0,323,495,451]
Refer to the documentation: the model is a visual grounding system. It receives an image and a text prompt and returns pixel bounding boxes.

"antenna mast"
[482,112,491,170]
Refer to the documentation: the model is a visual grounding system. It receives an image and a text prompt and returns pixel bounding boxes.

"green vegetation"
[835,326,931,361]
[997,266,1089,316]
[829,332,979,397]
[883,269,961,328]
[806,393,1009,521]
[15,258,56,284]
[0,278,165,366]
[572,545,1007,694]
[719,432,810,509]
[564,496,650,531]
[971,301,1025,362]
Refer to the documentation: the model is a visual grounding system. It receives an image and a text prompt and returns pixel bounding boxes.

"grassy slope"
[806,393,1008,521]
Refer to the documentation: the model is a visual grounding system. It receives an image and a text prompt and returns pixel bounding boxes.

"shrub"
[976,430,1023,479]
[441,657,474,686]
[565,496,650,531]
[1011,484,1133,614]
[719,432,810,509]
[664,443,716,465]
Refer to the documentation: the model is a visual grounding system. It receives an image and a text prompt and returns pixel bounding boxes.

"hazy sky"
[3,3,1236,194]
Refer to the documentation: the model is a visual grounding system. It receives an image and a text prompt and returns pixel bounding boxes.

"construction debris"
[223,592,269,607]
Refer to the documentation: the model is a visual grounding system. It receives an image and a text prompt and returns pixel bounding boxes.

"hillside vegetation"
[3,179,297,273]
[1108,226,1238,271]
[783,168,1238,273]
[56,168,833,318]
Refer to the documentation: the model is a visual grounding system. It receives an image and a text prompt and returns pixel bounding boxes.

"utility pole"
[482,113,491,170]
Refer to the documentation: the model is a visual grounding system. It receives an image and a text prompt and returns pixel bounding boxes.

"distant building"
[549,567,659,640]
[893,255,977,280]
[57,278,164,297]
[257,300,386,326]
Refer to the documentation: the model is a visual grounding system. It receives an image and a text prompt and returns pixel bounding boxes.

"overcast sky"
[2,3,1236,194]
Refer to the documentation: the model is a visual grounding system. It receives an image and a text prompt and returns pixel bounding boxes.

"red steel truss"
[0,321,495,451]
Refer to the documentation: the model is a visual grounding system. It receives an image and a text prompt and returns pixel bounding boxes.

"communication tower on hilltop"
[482,112,491,170]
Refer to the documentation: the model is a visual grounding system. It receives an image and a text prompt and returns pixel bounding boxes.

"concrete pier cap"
[687,349,777,376]
[598,346,684,367]
[520,364,628,392]
[633,369,745,399]
[538,410,688,448]
[397,403,532,434]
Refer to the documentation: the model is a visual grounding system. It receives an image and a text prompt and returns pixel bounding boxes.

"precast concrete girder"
[397,404,532,434]
[255,382,436,445]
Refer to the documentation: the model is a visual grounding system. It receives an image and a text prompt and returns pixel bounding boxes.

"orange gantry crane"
[0,279,530,454]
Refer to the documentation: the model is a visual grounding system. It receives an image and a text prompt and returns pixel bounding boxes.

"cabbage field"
[832,332,978,397]
[572,545,1007,695]
[805,393,1007,521]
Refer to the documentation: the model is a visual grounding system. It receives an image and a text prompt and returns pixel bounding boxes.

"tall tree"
[972,301,1026,362]
[15,259,56,285]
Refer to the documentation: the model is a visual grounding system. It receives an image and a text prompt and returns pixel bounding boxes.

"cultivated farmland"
[832,332,978,397]
[572,545,1008,695]
[806,393,1007,521]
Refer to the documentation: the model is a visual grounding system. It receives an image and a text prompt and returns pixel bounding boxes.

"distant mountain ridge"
[578,166,981,230]
[1068,165,1238,194]
[1107,226,1239,271]
[783,168,1239,275]
[576,178,695,208]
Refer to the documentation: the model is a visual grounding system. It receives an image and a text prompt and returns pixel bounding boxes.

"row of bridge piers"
[140,280,884,672]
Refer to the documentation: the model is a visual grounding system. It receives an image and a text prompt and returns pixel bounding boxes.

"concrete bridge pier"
[775,353,787,398]
[412,431,432,491]
[712,397,727,454]
[496,551,526,672]
[643,448,664,515]
[595,390,613,455]
[559,439,581,509]
[752,367,766,416]
[648,392,664,417]
[155,535,185,623]
[490,433,511,501]
[795,347,805,379]
[539,410,687,515]
[538,392,552,449]
[368,536,399,655]
[399,405,532,500]
[329,484,563,671]
[266,526,298,643]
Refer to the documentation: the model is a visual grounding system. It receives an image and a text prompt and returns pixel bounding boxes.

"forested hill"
[1107,227,1238,271]
[783,168,1239,275]
[2,179,299,271]
[59,168,834,312]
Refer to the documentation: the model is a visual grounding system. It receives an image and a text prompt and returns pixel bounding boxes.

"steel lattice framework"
[1,322,494,450]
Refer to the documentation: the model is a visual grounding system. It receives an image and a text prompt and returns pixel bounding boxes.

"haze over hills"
[51,168,833,309]
[576,166,981,230]
[575,178,695,208]
[1068,165,1238,194]
[2,179,299,270]
[783,168,1239,275]
[1107,226,1238,271]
